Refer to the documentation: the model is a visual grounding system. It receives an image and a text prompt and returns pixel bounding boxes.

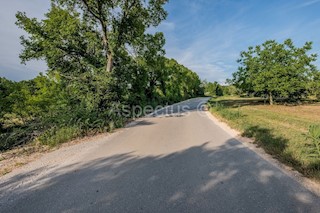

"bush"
[38,126,81,147]
[305,124,320,159]
[0,128,32,151]
[209,101,242,120]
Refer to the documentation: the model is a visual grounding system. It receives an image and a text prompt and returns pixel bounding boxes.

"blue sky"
[1,0,320,82]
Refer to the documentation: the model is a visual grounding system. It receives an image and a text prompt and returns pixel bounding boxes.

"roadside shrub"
[38,126,81,147]
[210,101,242,120]
[0,120,43,151]
[0,128,32,151]
[305,124,320,159]
[220,110,242,120]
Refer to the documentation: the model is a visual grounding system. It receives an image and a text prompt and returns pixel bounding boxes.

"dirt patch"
[0,132,111,176]
[251,105,320,122]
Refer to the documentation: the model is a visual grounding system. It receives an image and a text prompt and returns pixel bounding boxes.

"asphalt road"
[1,97,320,212]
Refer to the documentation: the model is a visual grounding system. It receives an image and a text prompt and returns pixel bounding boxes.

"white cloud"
[297,0,320,8]
[163,15,248,83]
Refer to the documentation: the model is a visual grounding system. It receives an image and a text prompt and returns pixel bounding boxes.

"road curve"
[0,97,320,212]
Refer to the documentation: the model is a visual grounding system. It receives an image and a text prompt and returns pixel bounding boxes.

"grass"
[208,96,320,180]
[37,126,82,147]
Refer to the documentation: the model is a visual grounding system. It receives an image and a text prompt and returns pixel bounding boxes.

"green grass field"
[208,96,320,180]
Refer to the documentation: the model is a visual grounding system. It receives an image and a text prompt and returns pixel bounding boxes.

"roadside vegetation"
[208,97,320,179]
[0,0,203,153]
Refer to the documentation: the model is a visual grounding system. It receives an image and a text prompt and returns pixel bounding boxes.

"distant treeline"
[203,81,238,97]
[0,0,203,151]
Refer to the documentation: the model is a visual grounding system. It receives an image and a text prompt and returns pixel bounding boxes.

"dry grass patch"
[208,97,320,180]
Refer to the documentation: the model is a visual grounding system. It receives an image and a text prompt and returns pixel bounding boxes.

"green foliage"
[221,85,238,96]
[38,126,81,147]
[305,125,320,159]
[204,81,224,97]
[53,0,168,72]
[308,72,320,99]
[231,39,318,104]
[163,59,203,103]
[209,101,242,120]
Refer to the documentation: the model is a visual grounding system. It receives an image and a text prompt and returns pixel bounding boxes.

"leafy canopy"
[232,39,318,104]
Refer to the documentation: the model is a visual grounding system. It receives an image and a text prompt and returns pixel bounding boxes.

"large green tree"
[54,0,168,72]
[164,59,202,102]
[15,1,169,109]
[232,39,318,104]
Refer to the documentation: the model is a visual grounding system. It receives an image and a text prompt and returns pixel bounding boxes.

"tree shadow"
[242,125,305,171]
[208,98,320,108]
[208,99,267,108]
[1,140,320,212]
[277,98,320,106]
[242,126,287,153]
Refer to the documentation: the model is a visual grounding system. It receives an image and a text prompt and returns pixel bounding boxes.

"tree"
[222,85,238,96]
[53,0,167,72]
[163,59,202,103]
[232,39,317,105]
[0,78,16,129]
[15,1,169,110]
[309,71,320,99]
[204,81,223,97]
[16,5,118,114]
[135,32,166,103]
[16,6,104,79]
[214,82,224,97]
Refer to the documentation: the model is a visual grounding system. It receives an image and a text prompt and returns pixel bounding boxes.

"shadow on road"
[1,139,319,212]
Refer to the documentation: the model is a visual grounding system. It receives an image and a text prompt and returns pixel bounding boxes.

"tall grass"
[208,101,243,120]
[305,125,320,159]
[0,109,127,151]
[38,126,81,147]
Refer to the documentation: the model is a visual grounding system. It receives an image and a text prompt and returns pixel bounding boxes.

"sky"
[1,0,320,83]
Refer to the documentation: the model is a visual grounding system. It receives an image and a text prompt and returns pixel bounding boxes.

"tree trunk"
[100,19,111,73]
[269,92,274,105]
[106,53,113,72]
[161,80,167,96]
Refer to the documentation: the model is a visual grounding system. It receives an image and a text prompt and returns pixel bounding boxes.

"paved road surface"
[1,98,320,212]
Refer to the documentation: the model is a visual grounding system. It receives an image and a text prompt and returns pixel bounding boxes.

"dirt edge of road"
[205,111,320,197]
[0,132,111,176]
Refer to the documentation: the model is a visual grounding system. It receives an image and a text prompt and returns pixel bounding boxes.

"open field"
[208,97,320,180]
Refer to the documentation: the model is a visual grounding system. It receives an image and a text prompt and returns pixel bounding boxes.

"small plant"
[305,124,320,158]
[214,101,225,111]
[209,100,243,120]
[38,126,81,147]
[220,110,242,120]
[237,104,241,118]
